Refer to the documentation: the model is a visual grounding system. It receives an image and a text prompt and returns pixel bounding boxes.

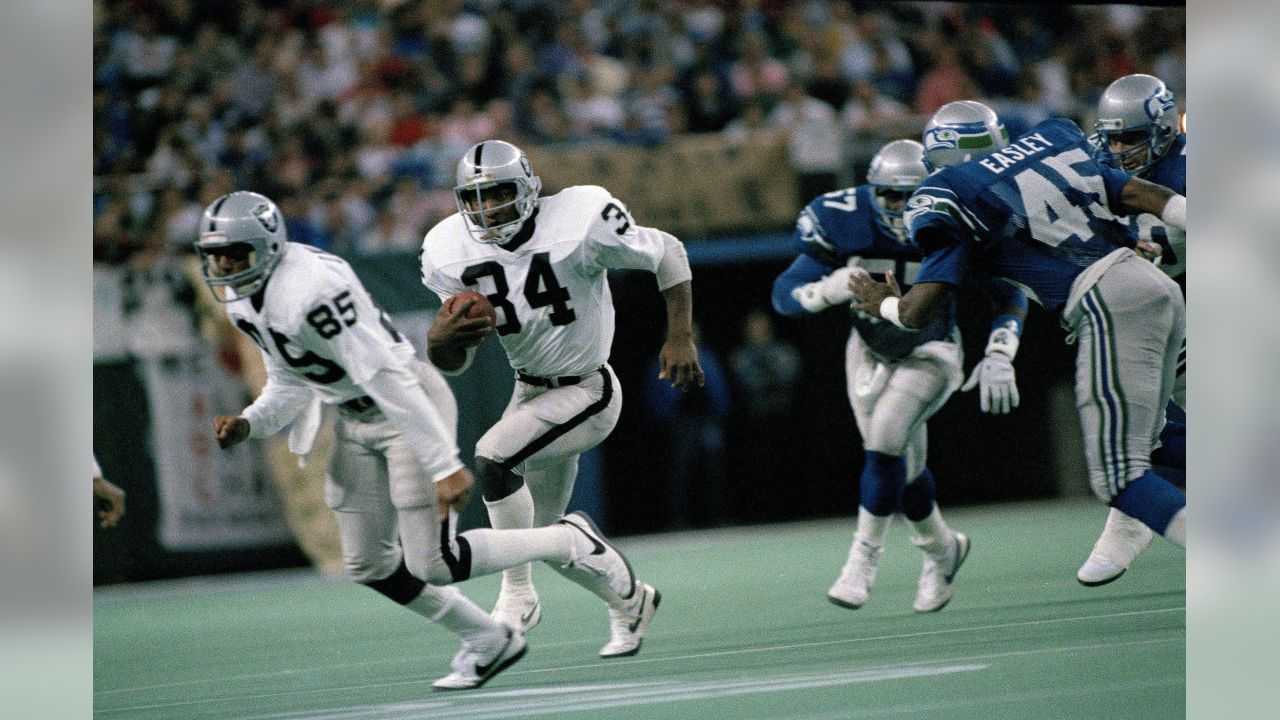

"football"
[445,290,497,322]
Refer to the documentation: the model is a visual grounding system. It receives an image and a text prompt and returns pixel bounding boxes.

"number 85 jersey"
[420,185,673,378]
[227,242,415,403]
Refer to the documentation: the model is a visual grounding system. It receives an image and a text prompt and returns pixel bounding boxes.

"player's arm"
[425,297,491,375]
[419,250,491,375]
[961,275,1028,414]
[1109,172,1186,231]
[215,347,315,449]
[585,191,704,388]
[772,254,866,315]
[92,455,126,529]
[849,227,957,329]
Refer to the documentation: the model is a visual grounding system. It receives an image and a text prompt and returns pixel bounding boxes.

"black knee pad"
[361,559,426,605]
[475,456,524,502]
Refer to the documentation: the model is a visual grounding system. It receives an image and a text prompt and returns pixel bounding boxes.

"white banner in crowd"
[141,352,293,551]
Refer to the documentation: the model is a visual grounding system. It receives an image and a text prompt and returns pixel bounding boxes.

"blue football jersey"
[772,184,956,360]
[908,118,1136,312]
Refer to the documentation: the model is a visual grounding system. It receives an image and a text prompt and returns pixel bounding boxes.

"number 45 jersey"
[420,185,672,378]
[909,118,1137,312]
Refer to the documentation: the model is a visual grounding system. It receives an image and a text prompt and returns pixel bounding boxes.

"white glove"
[793,264,867,312]
[961,327,1020,414]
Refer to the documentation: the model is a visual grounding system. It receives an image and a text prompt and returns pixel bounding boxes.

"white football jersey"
[227,242,416,403]
[420,185,670,377]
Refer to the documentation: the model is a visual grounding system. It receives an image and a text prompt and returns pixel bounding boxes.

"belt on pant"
[516,367,600,388]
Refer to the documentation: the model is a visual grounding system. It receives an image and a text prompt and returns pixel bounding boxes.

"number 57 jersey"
[420,185,671,378]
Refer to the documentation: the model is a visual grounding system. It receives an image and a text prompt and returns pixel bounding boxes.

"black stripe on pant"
[499,368,613,472]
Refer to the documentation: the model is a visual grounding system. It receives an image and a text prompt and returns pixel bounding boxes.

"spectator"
[643,324,732,530]
[728,309,802,523]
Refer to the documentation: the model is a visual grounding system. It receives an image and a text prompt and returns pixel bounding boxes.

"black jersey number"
[461,252,575,335]
[268,329,347,384]
[461,261,523,335]
[601,202,631,235]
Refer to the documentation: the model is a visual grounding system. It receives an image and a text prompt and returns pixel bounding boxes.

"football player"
[772,139,1023,612]
[1078,73,1188,586]
[419,140,702,656]
[197,191,659,690]
[850,102,1189,576]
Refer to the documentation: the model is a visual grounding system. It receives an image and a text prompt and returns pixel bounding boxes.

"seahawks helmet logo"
[1144,91,1175,122]
[924,127,959,151]
[253,203,279,233]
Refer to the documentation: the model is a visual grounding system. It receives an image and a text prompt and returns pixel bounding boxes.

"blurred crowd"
[93,0,1184,262]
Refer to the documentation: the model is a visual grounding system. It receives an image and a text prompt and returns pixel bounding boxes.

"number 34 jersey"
[909,118,1136,312]
[420,185,670,378]
[226,242,416,403]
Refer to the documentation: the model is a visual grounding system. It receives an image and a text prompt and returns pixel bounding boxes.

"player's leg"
[328,419,524,691]
[1073,264,1185,583]
[829,333,892,609]
[901,428,970,612]
[881,350,969,612]
[475,367,623,633]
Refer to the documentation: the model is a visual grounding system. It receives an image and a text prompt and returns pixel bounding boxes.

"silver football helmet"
[922,100,1008,169]
[193,191,286,302]
[1094,74,1178,176]
[866,139,929,242]
[454,140,542,244]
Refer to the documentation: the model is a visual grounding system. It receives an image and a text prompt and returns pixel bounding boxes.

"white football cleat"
[432,625,527,691]
[492,587,542,634]
[1077,508,1154,587]
[827,538,882,610]
[599,582,661,658]
[913,531,970,613]
[558,511,637,602]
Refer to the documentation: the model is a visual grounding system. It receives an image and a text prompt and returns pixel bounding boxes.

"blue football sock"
[1111,469,1187,535]
[901,467,938,522]
[860,451,905,517]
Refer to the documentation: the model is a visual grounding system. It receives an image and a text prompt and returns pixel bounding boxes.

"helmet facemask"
[1093,74,1178,176]
[453,140,542,244]
[866,139,929,243]
[454,176,540,244]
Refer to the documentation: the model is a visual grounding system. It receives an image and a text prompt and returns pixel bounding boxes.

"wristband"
[1160,194,1186,230]
[880,296,907,329]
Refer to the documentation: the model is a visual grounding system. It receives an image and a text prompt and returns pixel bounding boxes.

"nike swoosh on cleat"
[943,536,970,583]
[473,630,513,677]
[520,604,539,625]
[565,518,606,555]
[627,587,648,632]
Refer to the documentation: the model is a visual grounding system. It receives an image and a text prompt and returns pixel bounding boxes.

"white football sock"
[406,585,498,642]
[908,506,953,552]
[484,484,536,590]
[463,526,576,577]
[853,506,892,549]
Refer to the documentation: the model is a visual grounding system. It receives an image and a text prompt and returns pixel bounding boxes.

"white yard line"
[93,607,1183,715]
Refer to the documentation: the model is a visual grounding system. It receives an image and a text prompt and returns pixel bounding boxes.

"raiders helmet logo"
[253,203,279,233]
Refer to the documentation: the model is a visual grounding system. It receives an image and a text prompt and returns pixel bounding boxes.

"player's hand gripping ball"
[445,290,497,323]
